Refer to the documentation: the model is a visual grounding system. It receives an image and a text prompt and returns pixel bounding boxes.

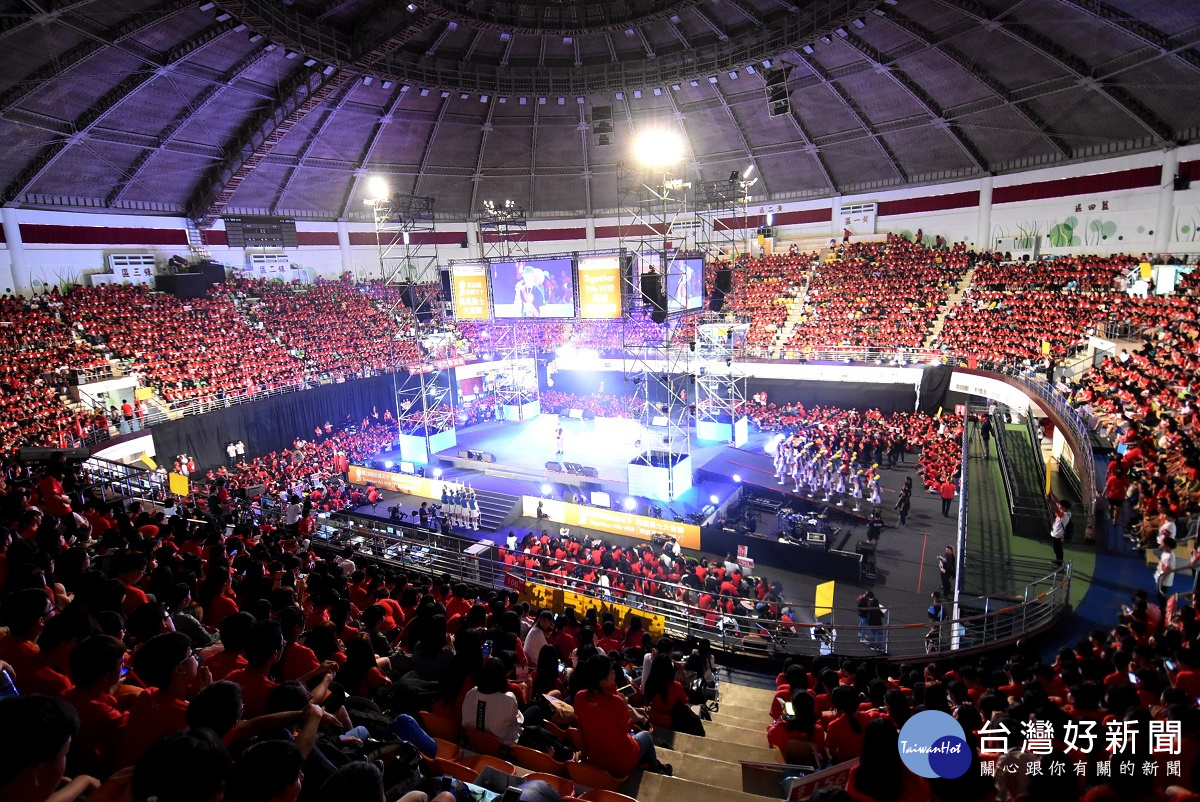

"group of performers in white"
[441,484,481,530]
[773,434,884,512]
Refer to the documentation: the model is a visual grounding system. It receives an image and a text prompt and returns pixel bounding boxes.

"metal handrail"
[313,514,1072,660]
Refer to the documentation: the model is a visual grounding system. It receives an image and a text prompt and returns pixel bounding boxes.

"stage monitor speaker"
[545,461,562,471]
[582,411,595,420]
[580,466,598,478]
[481,452,494,463]
[458,450,469,459]
[640,273,666,324]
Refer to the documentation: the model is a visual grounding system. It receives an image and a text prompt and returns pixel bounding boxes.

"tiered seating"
[785,237,968,351]
[60,285,301,407]
[230,278,421,375]
[0,294,104,451]
[540,390,642,419]
[719,252,815,350]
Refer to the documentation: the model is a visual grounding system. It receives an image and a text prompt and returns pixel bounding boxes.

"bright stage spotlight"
[432,468,442,478]
[765,433,784,455]
[541,484,552,495]
[732,474,742,483]
[623,497,638,511]
[633,128,684,168]
[383,460,394,469]
[709,494,719,505]
[366,175,389,200]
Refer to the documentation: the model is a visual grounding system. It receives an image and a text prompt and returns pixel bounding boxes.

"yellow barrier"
[519,581,667,639]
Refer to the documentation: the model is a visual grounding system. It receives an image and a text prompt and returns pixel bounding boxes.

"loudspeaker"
[545,461,562,471]
[580,466,599,478]
[714,268,732,293]
[17,447,89,463]
[458,450,469,459]
[400,283,416,309]
[439,269,453,300]
[641,273,666,324]
[1174,174,1192,191]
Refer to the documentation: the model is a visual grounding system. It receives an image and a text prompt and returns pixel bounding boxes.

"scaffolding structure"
[693,312,751,445]
[616,161,694,501]
[477,201,539,420]
[371,193,455,460]
[695,173,754,260]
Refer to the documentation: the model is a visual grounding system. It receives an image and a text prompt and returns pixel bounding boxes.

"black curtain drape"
[151,373,402,469]
[917,365,955,416]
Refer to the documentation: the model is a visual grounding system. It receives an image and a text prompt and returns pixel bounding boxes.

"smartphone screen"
[783,701,795,718]
[1128,671,1139,684]
[558,662,567,675]
[1165,660,1176,672]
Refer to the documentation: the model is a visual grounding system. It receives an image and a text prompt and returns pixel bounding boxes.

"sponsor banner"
[405,356,466,374]
[348,465,439,498]
[452,263,490,320]
[503,574,526,592]
[786,759,859,799]
[519,582,666,638]
[521,496,700,550]
[578,255,622,319]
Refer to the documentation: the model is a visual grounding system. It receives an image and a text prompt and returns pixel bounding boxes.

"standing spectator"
[939,547,956,597]
[980,414,993,458]
[226,442,237,466]
[866,595,887,652]
[939,478,956,517]
[1048,494,1071,568]
[120,399,136,432]
[894,487,910,526]
[1155,537,1178,611]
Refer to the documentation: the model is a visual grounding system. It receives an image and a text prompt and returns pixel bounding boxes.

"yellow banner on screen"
[521,496,700,550]
[577,255,622,319]
[452,263,490,321]
[519,582,666,638]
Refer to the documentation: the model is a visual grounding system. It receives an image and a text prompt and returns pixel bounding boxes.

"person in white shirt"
[1156,537,1178,610]
[461,657,523,744]
[523,610,555,664]
[226,442,237,466]
[284,495,303,527]
[506,531,518,551]
[1049,496,1071,567]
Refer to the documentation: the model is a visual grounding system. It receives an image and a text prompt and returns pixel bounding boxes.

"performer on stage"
[833,467,846,507]
[869,473,883,512]
[850,471,864,512]
[556,426,565,455]
[468,491,480,530]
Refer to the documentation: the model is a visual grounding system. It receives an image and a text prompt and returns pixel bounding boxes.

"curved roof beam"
[882,12,1071,158]
[935,0,1176,144]
[467,97,498,215]
[841,31,989,173]
[3,19,238,204]
[186,66,348,226]
[1051,0,1200,78]
[410,96,451,198]
[710,84,768,197]
[0,0,101,40]
[793,52,908,182]
[337,85,409,218]
[107,43,275,205]
[269,79,359,213]
[0,0,196,116]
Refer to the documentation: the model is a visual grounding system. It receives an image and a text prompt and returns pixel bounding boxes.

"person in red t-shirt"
[64,635,130,777]
[203,612,253,681]
[643,653,703,736]
[225,620,287,720]
[573,654,671,776]
[0,589,72,697]
[826,685,872,763]
[116,632,204,768]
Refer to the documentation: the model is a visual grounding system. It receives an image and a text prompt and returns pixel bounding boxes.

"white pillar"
[585,217,596,250]
[1154,149,1179,254]
[830,195,843,244]
[465,223,480,260]
[1,207,31,296]
[977,175,994,251]
[336,220,353,276]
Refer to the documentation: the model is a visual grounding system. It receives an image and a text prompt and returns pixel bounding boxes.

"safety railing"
[988,409,1019,518]
[312,513,1073,660]
[80,455,167,506]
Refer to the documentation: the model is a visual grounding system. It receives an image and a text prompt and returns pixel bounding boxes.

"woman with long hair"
[643,652,704,736]
[461,656,523,744]
[826,684,871,762]
[573,653,672,776]
[766,690,826,759]
[845,718,929,802]
[338,635,390,699]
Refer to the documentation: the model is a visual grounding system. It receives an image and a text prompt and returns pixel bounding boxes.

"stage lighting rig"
[480,198,526,224]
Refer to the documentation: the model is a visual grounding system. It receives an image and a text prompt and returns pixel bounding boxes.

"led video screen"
[451,263,489,320]
[489,257,576,318]
[577,255,622,319]
[666,257,705,313]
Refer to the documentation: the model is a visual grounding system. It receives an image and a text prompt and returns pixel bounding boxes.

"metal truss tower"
[477,200,539,420]
[695,173,754,260]
[616,161,694,502]
[370,193,455,460]
[693,311,751,446]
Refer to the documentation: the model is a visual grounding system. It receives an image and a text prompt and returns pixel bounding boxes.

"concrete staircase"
[771,261,819,358]
[925,264,976,346]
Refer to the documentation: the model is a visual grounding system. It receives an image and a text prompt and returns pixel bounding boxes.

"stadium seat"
[566,761,627,792]
[462,754,516,775]
[580,790,638,802]
[429,758,477,784]
[463,725,506,757]
[510,743,570,775]
[432,737,464,762]
[525,772,576,798]
[418,710,462,742]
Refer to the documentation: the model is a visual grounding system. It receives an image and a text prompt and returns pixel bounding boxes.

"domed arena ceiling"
[0,0,1197,223]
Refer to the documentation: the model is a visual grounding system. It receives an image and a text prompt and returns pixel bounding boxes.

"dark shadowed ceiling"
[0,0,1197,224]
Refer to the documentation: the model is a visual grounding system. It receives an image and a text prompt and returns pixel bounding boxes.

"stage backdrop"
[152,373,401,470]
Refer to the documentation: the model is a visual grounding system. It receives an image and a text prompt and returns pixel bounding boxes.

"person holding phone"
[573,653,672,776]
[461,657,523,744]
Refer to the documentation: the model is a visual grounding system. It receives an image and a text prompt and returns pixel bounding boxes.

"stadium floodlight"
[433,468,442,478]
[365,176,389,202]
[633,128,684,168]
[623,498,638,511]
[710,495,719,505]
[542,484,553,495]
[733,474,742,483]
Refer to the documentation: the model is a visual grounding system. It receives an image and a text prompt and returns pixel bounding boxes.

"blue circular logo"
[896,710,970,778]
